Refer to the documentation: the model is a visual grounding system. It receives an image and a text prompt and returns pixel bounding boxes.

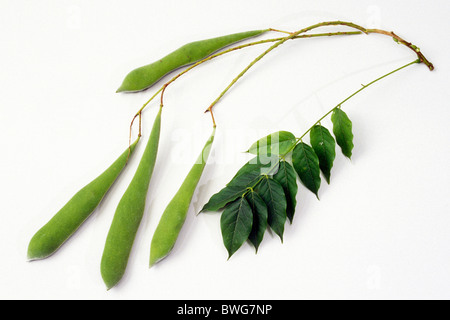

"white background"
[1,0,449,300]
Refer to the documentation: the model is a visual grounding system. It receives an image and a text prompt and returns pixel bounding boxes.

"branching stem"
[204,21,433,116]
[129,28,362,139]
[129,21,433,138]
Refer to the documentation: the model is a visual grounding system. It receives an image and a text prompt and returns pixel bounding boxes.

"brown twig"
[208,107,217,128]
[160,83,168,107]
[367,29,434,70]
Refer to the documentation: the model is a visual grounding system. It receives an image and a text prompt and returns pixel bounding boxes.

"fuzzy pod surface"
[27,139,140,261]
[101,107,162,290]
[116,30,267,93]
[149,128,215,266]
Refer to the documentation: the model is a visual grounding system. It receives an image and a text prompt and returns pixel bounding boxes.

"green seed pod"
[27,139,140,261]
[149,128,215,267]
[116,30,267,93]
[101,107,162,290]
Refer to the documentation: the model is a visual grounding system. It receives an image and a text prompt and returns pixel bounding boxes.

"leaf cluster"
[201,108,354,258]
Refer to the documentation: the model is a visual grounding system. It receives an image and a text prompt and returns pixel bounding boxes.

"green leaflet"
[292,142,321,198]
[227,154,280,187]
[310,125,336,184]
[255,177,287,241]
[245,190,268,252]
[227,166,264,188]
[273,160,298,223]
[220,196,253,259]
[200,186,247,212]
[247,131,297,156]
[331,108,354,159]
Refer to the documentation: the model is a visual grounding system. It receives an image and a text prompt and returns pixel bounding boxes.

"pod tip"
[103,281,117,291]
[149,256,160,268]
[26,248,46,262]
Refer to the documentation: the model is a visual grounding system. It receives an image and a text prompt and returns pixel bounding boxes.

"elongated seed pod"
[27,139,140,261]
[149,128,215,267]
[101,107,162,290]
[116,30,267,93]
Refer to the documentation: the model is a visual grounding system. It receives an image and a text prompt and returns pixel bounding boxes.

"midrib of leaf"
[318,127,330,160]
[230,197,248,249]
[279,162,289,187]
[334,110,347,146]
[300,143,319,192]
[264,178,277,216]
[316,126,335,182]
